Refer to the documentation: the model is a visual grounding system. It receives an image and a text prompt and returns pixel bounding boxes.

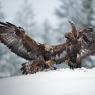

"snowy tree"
[57,0,95,27]
[91,0,95,27]
[0,1,4,21]
[81,0,93,27]
[54,0,95,43]
[42,19,52,44]
[15,0,35,37]
[55,0,78,43]
[57,0,85,26]
[53,22,68,44]
[0,0,5,59]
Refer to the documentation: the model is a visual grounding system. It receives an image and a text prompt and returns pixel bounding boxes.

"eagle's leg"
[76,53,81,68]
[67,53,81,69]
[21,60,49,74]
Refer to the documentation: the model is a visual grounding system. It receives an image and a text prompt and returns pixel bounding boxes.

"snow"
[0,68,95,95]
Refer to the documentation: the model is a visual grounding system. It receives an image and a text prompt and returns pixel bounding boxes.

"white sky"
[1,0,60,27]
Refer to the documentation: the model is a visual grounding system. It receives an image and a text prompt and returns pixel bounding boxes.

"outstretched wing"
[0,22,41,60]
[80,28,95,59]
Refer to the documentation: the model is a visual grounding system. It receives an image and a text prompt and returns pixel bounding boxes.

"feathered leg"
[76,53,81,68]
[67,53,81,69]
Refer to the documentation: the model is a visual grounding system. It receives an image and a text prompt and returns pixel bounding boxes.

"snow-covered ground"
[0,68,95,95]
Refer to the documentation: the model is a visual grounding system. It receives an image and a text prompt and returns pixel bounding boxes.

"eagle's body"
[0,22,95,74]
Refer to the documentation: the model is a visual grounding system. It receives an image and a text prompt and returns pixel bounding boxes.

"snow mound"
[0,68,95,95]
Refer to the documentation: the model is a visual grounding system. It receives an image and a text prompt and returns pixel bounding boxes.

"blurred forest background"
[0,0,95,78]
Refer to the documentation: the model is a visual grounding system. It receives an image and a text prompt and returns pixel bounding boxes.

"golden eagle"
[0,21,94,74]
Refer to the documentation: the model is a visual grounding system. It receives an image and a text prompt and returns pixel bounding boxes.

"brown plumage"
[0,21,95,74]
[0,22,69,74]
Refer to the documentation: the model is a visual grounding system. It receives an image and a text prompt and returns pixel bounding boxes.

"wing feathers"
[0,22,40,60]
